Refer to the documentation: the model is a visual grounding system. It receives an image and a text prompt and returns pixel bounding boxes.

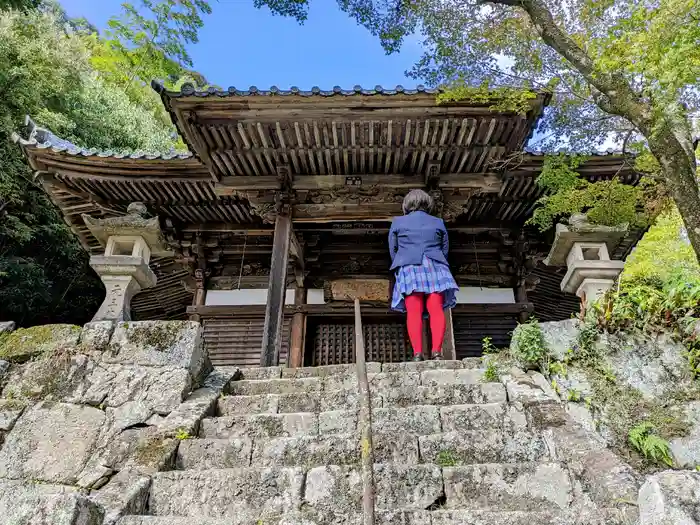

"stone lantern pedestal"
[544,214,628,305]
[82,203,172,322]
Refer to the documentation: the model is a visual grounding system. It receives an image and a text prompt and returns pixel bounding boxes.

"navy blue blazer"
[388,211,449,270]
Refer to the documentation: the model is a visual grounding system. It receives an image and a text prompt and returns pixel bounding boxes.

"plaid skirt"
[391,255,459,313]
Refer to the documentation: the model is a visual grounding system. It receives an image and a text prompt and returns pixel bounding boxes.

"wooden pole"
[288,286,307,368]
[260,212,291,367]
[516,284,530,324]
[442,308,457,360]
[354,298,375,525]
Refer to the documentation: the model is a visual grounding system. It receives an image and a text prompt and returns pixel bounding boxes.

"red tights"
[404,293,446,357]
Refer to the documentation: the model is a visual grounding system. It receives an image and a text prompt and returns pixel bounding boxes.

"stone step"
[226,368,490,397]
[419,430,549,465]
[202,402,520,440]
[221,359,481,382]
[442,463,573,512]
[118,508,629,525]
[183,426,545,470]
[148,464,444,520]
[219,382,506,417]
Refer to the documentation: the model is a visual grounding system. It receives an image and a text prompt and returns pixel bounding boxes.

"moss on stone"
[128,323,181,352]
[0,324,80,363]
[134,435,176,468]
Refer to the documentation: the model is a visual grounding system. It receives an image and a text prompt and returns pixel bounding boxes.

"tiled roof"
[12,116,192,160]
[152,81,444,98]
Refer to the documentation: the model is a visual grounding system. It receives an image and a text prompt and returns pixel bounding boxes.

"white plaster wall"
[205,289,295,306]
[307,289,325,305]
[455,287,514,304]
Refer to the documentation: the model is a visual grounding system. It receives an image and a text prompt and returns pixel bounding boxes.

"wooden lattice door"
[309,318,410,365]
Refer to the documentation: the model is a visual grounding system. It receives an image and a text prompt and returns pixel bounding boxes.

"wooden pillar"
[442,308,457,360]
[516,283,530,323]
[288,286,307,368]
[260,212,292,367]
[189,237,208,323]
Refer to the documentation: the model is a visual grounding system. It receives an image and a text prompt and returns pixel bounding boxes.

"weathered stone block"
[330,278,390,302]
[200,413,318,439]
[374,463,444,510]
[156,381,222,438]
[0,324,80,363]
[0,401,105,484]
[282,363,381,378]
[373,432,420,464]
[106,321,204,378]
[80,321,116,353]
[237,366,282,380]
[149,467,304,519]
[419,430,548,465]
[229,377,322,396]
[372,405,441,435]
[440,403,510,432]
[304,465,362,513]
[319,389,383,412]
[503,369,559,405]
[177,438,252,469]
[90,468,151,525]
[318,410,356,435]
[421,369,483,386]
[277,392,321,413]
[0,321,15,333]
[0,479,105,524]
[251,434,359,467]
[218,394,280,416]
[82,364,191,414]
[669,401,700,468]
[443,463,573,511]
[0,398,27,431]
[382,360,464,373]
[381,383,507,408]
[638,470,700,525]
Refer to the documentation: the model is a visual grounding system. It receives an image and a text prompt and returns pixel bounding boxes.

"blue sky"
[59,0,422,90]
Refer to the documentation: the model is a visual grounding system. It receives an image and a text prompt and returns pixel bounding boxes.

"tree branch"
[485,0,651,126]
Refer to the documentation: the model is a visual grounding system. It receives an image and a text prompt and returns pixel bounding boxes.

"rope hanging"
[237,233,248,291]
[472,236,483,290]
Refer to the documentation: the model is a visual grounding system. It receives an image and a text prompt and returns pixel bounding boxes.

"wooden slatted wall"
[452,314,518,358]
[310,319,410,366]
[203,315,291,367]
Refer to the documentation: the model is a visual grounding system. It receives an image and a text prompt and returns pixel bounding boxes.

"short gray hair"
[402,189,434,215]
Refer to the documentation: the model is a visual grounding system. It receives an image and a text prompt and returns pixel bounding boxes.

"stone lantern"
[82,202,172,322]
[544,214,627,305]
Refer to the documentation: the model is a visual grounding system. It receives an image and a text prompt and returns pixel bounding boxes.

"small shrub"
[567,389,582,402]
[481,337,498,354]
[628,422,674,467]
[510,319,549,370]
[482,361,499,382]
[436,450,459,467]
[175,429,192,440]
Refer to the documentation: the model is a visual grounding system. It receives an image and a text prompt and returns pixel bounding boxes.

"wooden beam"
[260,212,292,367]
[187,302,534,318]
[442,309,457,360]
[215,173,502,196]
[293,203,403,222]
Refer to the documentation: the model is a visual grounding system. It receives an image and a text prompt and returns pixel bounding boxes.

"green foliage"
[509,319,549,370]
[436,82,538,115]
[252,0,700,262]
[527,154,648,231]
[0,3,199,326]
[481,337,497,354]
[628,422,674,467]
[175,428,192,440]
[436,450,459,467]
[482,361,499,383]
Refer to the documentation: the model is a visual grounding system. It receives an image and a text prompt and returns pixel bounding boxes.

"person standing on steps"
[389,189,459,362]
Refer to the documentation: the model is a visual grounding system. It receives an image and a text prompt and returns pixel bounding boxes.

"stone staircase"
[117,359,636,525]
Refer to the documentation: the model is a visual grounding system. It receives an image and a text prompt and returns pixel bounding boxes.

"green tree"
[254,0,700,263]
[0,7,177,326]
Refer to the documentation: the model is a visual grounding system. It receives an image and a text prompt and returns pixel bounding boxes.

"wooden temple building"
[15,84,644,368]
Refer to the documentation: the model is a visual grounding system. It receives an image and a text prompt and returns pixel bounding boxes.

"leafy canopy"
[0,1,205,326]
